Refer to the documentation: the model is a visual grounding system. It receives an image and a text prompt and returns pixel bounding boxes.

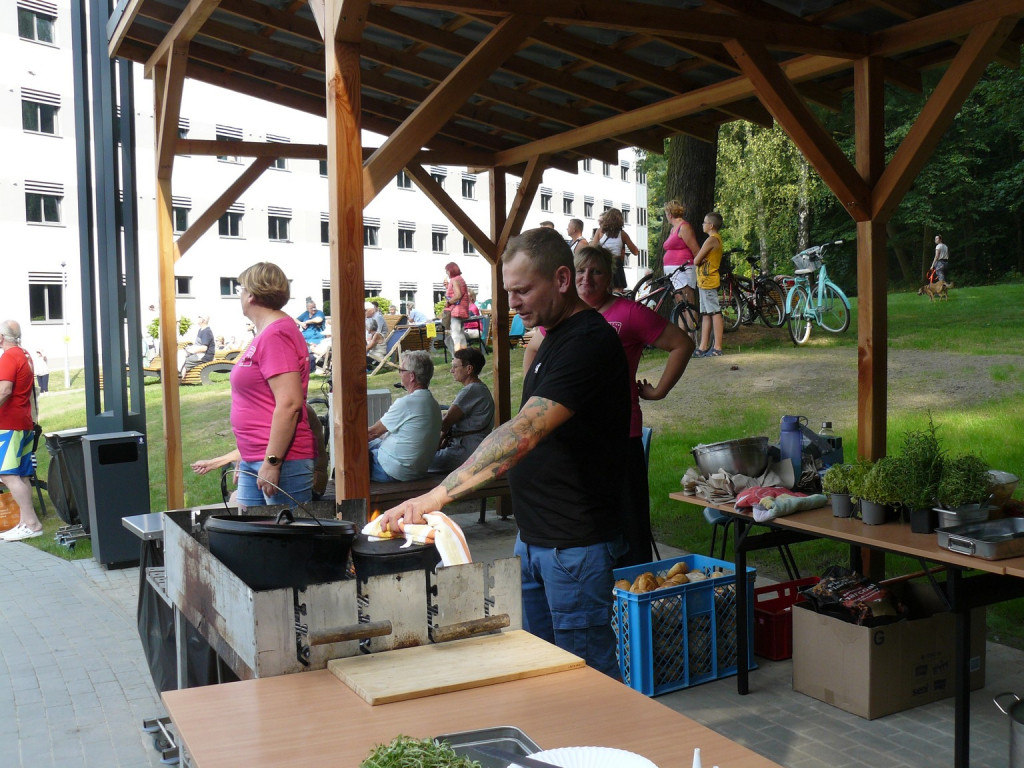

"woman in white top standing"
[594,207,640,291]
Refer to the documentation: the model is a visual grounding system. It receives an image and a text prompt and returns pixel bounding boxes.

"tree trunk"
[885,221,915,285]
[660,130,719,273]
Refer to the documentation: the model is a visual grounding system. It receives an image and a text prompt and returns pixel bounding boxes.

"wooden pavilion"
[104,0,1024,509]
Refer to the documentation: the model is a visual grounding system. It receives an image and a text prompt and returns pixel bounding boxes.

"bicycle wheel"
[719,281,742,332]
[787,286,813,345]
[631,273,662,312]
[756,279,787,327]
[814,282,851,333]
[670,300,700,346]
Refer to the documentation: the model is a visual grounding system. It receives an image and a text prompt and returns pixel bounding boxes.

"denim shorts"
[699,287,721,314]
[368,439,399,483]
[235,459,314,508]
[514,533,626,678]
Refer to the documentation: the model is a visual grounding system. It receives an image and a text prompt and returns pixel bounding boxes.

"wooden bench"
[367,474,511,523]
[144,346,243,385]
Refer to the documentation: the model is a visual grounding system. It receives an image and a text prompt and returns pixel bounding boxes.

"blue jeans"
[236,459,314,508]
[368,438,399,482]
[513,533,625,678]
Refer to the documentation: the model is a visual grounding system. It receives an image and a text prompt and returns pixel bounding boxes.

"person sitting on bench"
[430,348,494,473]
[367,350,441,482]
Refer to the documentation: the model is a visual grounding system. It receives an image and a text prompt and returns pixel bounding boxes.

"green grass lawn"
[22,282,1024,643]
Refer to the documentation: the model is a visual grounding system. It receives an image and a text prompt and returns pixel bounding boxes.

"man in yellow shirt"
[694,211,725,357]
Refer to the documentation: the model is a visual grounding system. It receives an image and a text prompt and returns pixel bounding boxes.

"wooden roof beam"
[144,0,223,78]
[175,156,275,257]
[178,139,328,158]
[394,0,869,57]
[873,16,1017,220]
[107,0,147,57]
[871,0,1024,55]
[493,53,852,166]
[405,164,499,263]
[155,42,188,180]
[363,14,543,204]
[726,39,869,219]
[500,154,548,247]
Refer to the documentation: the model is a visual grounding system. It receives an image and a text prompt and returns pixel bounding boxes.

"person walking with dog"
[931,235,950,282]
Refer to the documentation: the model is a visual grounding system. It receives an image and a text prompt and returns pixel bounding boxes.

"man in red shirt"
[0,320,42,541]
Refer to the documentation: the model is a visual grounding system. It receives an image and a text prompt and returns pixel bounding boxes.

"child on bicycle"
[694,211,725,357]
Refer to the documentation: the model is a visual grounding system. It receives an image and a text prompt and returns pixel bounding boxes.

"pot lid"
[205,514,356,537]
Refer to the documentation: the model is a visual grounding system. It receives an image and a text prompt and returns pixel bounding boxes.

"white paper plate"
[516,746,658,768]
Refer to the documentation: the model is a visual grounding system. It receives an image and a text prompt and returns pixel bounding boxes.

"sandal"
[1,524,43,541]
[706,349,723,357]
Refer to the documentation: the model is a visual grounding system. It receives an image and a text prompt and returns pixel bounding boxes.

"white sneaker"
[1,524,43,541]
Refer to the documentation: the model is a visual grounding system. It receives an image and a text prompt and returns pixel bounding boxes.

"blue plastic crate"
[612,554,756,696]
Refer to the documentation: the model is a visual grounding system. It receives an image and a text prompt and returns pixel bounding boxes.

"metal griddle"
[936,518,1024,560]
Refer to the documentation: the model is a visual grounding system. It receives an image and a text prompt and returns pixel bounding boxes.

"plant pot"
[830,493,853,518]
[860,500,888,526]
[910,506,937,534]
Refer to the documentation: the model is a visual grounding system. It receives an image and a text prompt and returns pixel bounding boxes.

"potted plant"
[898,421,944,532]
[822,463,855,518]
[936,453,990,527]
[859,456,904,525]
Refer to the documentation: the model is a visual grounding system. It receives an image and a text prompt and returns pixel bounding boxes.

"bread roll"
[667,561,690,579]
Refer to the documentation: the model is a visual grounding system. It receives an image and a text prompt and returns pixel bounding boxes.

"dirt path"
[638,330,1024,438]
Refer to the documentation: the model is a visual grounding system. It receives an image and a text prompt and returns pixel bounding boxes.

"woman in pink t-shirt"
[575,245,695,567]
[229,262,316,508]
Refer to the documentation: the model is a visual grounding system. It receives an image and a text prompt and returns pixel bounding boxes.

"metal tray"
[435,726,541,767]
[937,518,1024,560]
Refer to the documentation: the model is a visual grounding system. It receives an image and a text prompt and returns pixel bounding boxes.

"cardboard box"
[792,581,985,719]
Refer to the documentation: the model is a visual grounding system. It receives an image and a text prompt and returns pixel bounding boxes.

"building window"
[398,227,415,250]
[602,162,611,177]
[396,170,413,189]
[18,6,55,44]
[218,211,243,238]
[173,206,189,233]
[364,224,379,247]
[461,177,476,199]
[635,167,647,185]
[430,171,446,187]
[28,273,63,323]
[220,277,241,296]
[638,208,647,226]
[400,289,415,315]
[268,213,291,242]
[22,93,59,135]
[433,289,447,308]
[267,134,289,171]
[540,192,552,211]
[321,218,330,245]
[620,165,629,181]
[178,123,189,140]
[216,125,243,163]
[582,158,592,173]
[562,197,573,216]
[319,159,327,177]
[25,191,61,224]
[584,200,594,218]
[639,249,649,268]
[622,207,630,225]
[432,232,447,253]
[463,237,477,256]
[175,276,192,296]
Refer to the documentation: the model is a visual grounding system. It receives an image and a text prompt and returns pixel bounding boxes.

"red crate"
[753,577,819,661]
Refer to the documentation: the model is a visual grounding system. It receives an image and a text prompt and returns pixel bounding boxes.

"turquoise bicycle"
[784,240,851,345]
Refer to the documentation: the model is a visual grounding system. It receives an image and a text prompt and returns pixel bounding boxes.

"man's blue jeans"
[514,533,626,678]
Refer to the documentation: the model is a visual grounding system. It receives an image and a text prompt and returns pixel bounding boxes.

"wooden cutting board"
[327,630,585,705]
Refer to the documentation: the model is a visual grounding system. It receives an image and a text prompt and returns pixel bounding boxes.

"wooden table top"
[163,666,784,768]
[670,491,1024,577]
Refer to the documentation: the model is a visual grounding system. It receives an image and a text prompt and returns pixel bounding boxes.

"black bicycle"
[718,251,787,331]
[628,267,701,345]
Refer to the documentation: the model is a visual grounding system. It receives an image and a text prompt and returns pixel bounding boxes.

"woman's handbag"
[0,491,21,533]
[441,309,452,329]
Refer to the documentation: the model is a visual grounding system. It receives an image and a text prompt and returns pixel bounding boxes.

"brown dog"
[917,280,954,301]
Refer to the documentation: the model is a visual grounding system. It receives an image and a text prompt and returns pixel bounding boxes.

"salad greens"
[360,735,482,768]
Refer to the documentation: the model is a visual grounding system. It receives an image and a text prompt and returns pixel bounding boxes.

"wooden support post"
[490,168,511,426]
[325,0,369,503]
[153,58,185,509]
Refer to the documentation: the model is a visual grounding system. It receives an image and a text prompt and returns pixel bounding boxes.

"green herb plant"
[860,456,905,507]
[822,463,855,495]
[898,416,944,510]
[841,460,873,504]
[360,735,482,768]
[937,454,990,509]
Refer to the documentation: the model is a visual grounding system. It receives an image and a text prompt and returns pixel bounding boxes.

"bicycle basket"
[720,252,733,274]
[792,249,821,272]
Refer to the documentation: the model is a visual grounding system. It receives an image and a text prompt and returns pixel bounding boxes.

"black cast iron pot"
[205,512,356,591]
[350,533,440,580]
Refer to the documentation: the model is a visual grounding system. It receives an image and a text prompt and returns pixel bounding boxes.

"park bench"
[143,346,243,385]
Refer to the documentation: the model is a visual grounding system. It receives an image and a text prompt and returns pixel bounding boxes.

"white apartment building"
[2,0,648,369]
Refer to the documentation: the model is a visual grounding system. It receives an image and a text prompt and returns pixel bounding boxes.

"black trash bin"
[44,428,90,532]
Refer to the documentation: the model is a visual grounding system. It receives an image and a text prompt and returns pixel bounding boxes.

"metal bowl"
[988,470,1019,508]
[692,436,770,478]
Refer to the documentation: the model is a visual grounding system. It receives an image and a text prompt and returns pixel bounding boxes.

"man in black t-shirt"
[379,227,630,677]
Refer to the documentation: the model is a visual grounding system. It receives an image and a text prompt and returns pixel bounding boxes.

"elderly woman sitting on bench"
[367,350,442,482]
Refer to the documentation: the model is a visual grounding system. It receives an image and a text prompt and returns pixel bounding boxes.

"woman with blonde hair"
[230,262,316,506]
[594,207,640,290]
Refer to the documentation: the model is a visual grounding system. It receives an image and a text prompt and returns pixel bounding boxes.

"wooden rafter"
[362,13,543,204]
[725,39,871,218]
[499,154,548,248]
[107,0,147,58]
[871,0,1024,55]
[174,157,275,257]
[405,164,498,263]
[144,0,223,77]
[155,42,188,180]
[873,15,1017,219]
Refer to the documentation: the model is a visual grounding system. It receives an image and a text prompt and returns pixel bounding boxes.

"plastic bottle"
[691,747,702,768]
[779,415,803,483]
[819,421,835,439]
